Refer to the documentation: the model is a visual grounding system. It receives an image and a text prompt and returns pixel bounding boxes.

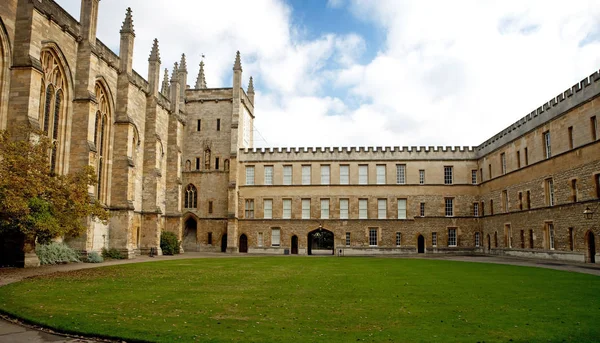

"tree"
[0,129,108,249]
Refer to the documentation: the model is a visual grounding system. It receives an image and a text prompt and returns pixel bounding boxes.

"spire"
[171,62,179,82]
[179,54,187,71]
[120,7,135,36]
[195,61,207,89]
[233,51,242,71]
[149,38,160,62]
[161,68,170,95]
[247,76,254,94]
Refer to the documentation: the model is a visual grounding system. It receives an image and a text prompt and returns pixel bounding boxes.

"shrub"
[160,231,180,255]
[86,251,104,263]
[101,247,125,260]
[35,242,81,265]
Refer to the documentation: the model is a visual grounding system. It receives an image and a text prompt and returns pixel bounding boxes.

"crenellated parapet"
[239,146,477,162]
[477,69,600,156]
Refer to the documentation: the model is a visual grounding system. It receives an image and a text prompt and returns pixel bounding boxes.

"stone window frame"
[244,199,254,219]
[264,165,274,185]
[368,228,378,247]
[339,165,350,185]
[471,169,477,185]
[283,165,293,185]
[282,199,292,219]
[419,169,425,185]
[345,232,351,246]
[358,198,368,219]
[358,165,368,185]
[444,197,454,217]
[432,232,437,247]
[263,199,273,219]
[543,130,552,159]
[339,198,349,219]
[419,202,425,217]
[444,166,453,185]
[377,198,387,219]
[397,198,407,219]
[321,164,331,185]
[448,228,457,247]
[320,198,330,219]
[376,164,386,185]
[271,228,281,247]
[500,152,506,175]
[473,202,479,217]
[301,198,311,219]
[301,165,311,185]
[245,165,255,185]
[545,178,555,206]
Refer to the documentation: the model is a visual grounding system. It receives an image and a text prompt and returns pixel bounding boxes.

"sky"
[57,0,600,148]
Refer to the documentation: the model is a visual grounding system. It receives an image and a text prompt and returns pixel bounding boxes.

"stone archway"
[585,231,596,263]
[183,217,198,252]
[239,234,248,253]
[307,227,334,255]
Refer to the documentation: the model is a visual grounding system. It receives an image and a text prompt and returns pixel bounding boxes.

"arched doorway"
[183,217,198,252]
[239,234,248,253]
[291,235,298,254]
[221,234,228,253]
[307,227,334,255]
[586,231,596,263]
[417,235,425,253]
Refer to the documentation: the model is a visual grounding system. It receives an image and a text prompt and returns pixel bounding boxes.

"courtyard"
[0,256,598,342]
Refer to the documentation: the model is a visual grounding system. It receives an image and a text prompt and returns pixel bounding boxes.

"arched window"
[204,148,211,170]
[94,83,111,202]
[185,184,197,209]
[185,160,191,171]
[224,159,230,171]
[40,50,66,174]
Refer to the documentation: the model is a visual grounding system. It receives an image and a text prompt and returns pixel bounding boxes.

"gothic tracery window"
[94,83,111,202]
[40,50,66,174]
[185,184,197,209]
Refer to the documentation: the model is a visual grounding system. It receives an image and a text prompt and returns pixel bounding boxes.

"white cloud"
[56,0,600,148]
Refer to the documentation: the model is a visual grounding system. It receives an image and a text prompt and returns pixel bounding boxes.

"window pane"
[396,232,402,246]
[264,166,273,185]
[396,165,406,184]
[377,165,386,184]
[345,232,351,246]
[246,166,255,185]
[263,199,272,219]
[359,199,368,219]
[340,199,349,219]
[321,165,330,185]
[359,165,368,185]
[369,228,377,246]
[445,198,453,217]
[419,169,425,185]
[321,199,330,219]
[271,228,280,246]
[397,199,407,219]
[340,165,349,185]
[302,199,310,219]
[378,199,387,219]
[448,228,457,246]
[302,166,311,185]
[283,199,292,219]
[444,166,453,185]
[283,166,292,185]
[258,232,263,247]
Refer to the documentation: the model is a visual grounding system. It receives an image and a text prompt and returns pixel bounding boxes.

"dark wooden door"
[239,234,248,253]
[589,232,596,263]
[291,235,298,254]
[221,234,228,253]
[417,235,425,253]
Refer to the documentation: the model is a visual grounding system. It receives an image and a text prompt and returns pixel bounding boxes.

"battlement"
[477,69,600,156]
[239,146,477,162]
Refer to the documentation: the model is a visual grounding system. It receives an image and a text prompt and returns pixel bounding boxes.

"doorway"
[183,217,198,252]
[221,234,228,253]
[586,231,596,263]
[239,234,248,253]
[291,235,298,254]
[417,235,425,253]
[307,228,334,255]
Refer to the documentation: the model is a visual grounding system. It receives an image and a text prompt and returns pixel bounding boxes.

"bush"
[101,247,125,260]
[35,242,80,265]
[86,251,104,263]
[160,231,180,255]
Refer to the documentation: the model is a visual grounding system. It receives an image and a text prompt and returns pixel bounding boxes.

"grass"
[0,257,599,343]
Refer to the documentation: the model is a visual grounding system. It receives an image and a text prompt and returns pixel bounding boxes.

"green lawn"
[0,257,599,343]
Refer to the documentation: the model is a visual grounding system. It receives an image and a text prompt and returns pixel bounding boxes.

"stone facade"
[0,0,598,267]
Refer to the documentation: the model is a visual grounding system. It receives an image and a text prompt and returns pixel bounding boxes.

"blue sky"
[57,0,600,148]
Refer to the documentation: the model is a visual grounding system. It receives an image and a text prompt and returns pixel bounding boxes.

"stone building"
[0,0,598,267]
